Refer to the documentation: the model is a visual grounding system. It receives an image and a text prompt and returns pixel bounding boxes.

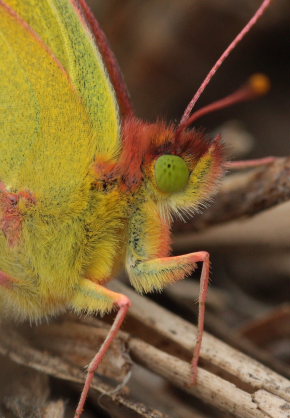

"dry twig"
[2,280,289,417]
[175,157,290,234]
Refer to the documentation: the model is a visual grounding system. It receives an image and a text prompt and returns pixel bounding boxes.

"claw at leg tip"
[191,372,198,386]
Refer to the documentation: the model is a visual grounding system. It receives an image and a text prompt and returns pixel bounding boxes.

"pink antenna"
[182,73,270,129]
[179,0,272,127]
[76,0,134,118]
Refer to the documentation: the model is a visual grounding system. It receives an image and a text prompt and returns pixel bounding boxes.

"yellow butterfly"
[0,0,272,416]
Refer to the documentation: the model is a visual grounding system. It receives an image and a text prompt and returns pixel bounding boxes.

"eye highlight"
[154,155,189,193]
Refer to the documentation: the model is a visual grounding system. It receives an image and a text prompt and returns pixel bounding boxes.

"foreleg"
[225,156,276,170]
[127,250,210,384]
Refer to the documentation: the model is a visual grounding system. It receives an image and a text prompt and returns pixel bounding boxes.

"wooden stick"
[1,281,289,417]
[129,338,277,418]
[175,157,290,233]
[110,282,290,403]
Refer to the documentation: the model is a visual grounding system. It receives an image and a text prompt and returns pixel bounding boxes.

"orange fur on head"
[117,117,223,194]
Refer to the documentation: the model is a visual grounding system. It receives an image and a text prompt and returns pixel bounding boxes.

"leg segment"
[225,156,276,170]
[127,250,210,385]
[190,251,209,384]
[71,280,131,418]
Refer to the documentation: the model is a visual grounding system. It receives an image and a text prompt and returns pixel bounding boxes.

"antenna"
[77,0,134,118]
[181,73,270,129]
[179,0,272,127]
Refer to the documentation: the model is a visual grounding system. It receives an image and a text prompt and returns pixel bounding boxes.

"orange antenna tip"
[248,73,271,95]
[177,74,271,131]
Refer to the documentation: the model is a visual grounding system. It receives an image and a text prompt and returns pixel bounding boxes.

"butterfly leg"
[127,250,210,385]
[70,278,131,418]
[225,156,276,170]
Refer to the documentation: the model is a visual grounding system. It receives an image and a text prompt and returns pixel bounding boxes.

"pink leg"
[127,249,211,385]
[225,156,276,170]
[190,251,210,384]
[75,293,131,418]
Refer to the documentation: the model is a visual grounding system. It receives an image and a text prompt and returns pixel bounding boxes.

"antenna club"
[249,73,271,95]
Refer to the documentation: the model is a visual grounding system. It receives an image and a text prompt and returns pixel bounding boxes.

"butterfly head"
[116,72,270,219]
[118,117,223,219]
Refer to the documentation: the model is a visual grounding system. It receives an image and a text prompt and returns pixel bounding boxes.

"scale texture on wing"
[0,2,99,208]
[4,0,120,159]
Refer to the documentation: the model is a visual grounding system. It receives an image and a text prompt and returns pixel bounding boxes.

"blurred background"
[90,0,289,157]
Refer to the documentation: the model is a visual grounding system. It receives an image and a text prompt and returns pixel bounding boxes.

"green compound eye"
[155,155,189,193]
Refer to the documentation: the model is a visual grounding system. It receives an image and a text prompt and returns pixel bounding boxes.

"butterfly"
[0,0,272,416]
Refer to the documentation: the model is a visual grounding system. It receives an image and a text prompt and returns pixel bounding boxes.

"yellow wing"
[0,0,119,205]
[0,3,90,206]
[2,0,120,160]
